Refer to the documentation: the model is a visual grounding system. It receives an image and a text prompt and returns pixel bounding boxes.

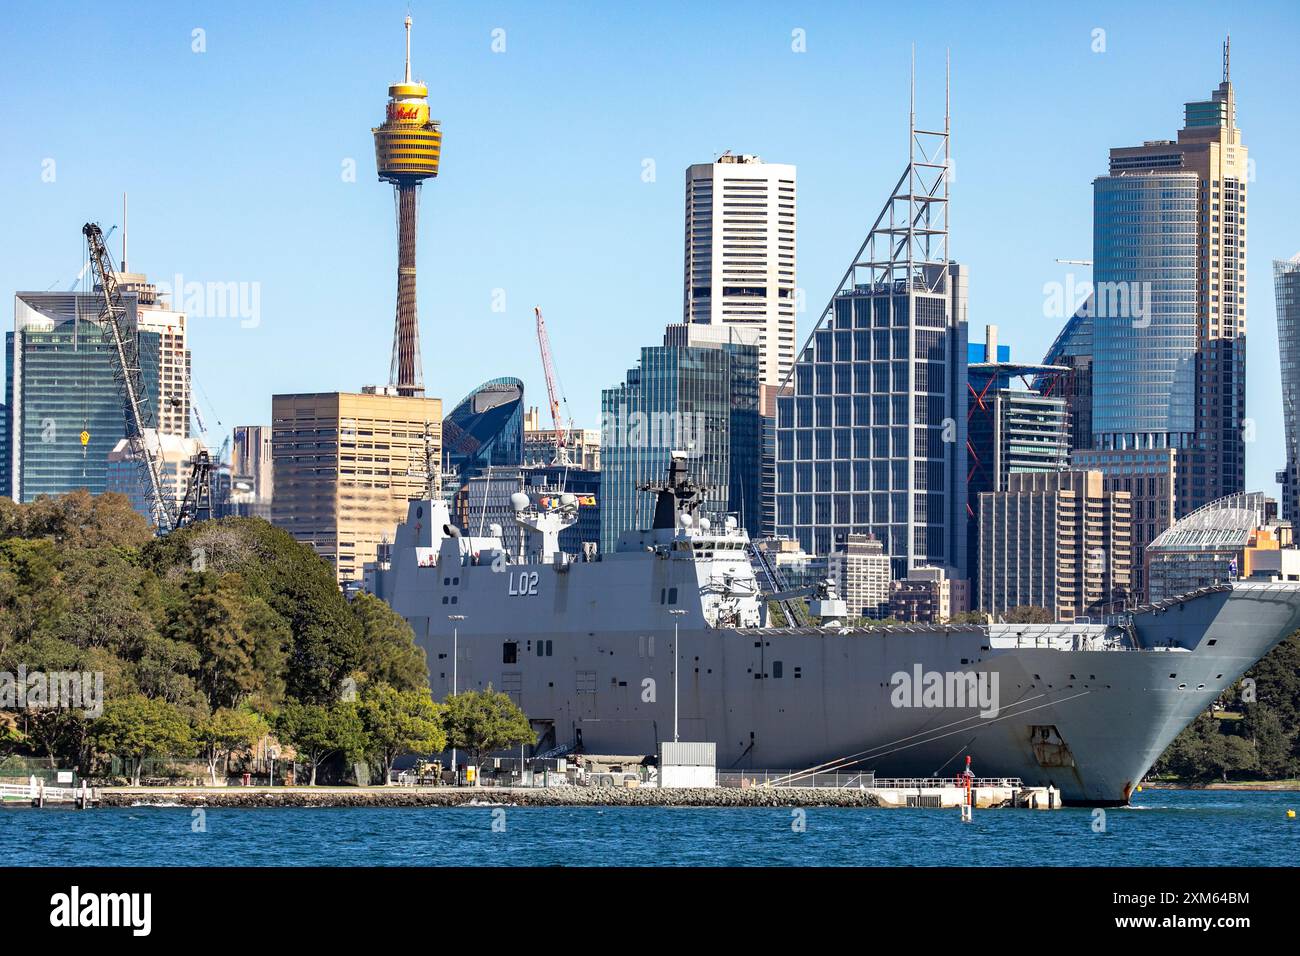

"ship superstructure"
[374,456,1300,805]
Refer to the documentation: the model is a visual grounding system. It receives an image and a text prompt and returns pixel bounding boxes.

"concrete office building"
[231,424,274,504]
[825,533,891,619]
[888,566,966,624]
[978,470,1133,621]
[107,430,207,520]
[683,153,796,388]
[271,388,441,583]
[522,406,601,470]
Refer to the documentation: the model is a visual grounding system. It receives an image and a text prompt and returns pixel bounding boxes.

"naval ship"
[374,456,1300,805]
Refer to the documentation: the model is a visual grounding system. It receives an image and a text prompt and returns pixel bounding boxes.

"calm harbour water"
[4,789,1297,866]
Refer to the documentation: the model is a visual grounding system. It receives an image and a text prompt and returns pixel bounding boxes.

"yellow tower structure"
[373,16,442,397]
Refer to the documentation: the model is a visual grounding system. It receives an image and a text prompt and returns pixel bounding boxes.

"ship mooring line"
[765,692,1050,785]
[769,689,1093,787]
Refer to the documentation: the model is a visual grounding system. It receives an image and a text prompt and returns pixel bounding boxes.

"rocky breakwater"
[99,786,882,809]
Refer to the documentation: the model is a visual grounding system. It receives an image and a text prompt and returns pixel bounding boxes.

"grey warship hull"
[373,468,1300,805]
[404,583,1299,804]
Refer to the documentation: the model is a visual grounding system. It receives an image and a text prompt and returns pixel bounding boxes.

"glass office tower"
[599,324,760,553]
[1091,171,1201,448]
[1089,43,1248,514]
[1276,256,1300,523]
[773,265,969,579]
[7,292,161,501]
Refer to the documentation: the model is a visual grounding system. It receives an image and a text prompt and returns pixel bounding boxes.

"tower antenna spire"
[404,15,412,84]
[1223,34,1230,83]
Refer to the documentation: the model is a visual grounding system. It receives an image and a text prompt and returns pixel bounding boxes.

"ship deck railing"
[717,771,1025,790]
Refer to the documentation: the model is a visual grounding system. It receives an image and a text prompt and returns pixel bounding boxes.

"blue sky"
[2,0,1297,494]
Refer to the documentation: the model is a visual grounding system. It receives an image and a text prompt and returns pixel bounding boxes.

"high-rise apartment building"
[1275,256,1300,523]
[599,322,761,552]
[825,533,891,619]
[271,389,441,583]
[6,292,161,501]
[683,154,796,388]
[978,470,1132,621]
[1091,41,1247,515]
[1070,446,1178,603]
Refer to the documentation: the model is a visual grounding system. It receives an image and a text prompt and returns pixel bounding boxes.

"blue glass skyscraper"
[599,324,760,552]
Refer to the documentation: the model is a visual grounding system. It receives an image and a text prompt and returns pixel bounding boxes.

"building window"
[502,641,518,664]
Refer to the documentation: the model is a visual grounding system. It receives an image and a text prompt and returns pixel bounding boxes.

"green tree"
[92,694,195,785]
[1003,605,1055,624]
[441,686,535,780]
[145,518,362,703]
[195,708,269,786]
[349,593,428,692]
[275,699,366,786]
[358,683,446,784]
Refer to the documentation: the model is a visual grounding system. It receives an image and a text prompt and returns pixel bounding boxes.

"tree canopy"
[442,686,535,772]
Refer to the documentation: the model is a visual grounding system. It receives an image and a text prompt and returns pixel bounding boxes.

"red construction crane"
[534,306,571,466]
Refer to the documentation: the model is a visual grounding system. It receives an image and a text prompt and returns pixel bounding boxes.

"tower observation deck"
[373,16,442,397]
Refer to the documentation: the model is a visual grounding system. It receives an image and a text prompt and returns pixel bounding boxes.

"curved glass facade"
[1092,172,1200,447]
[441,377,524,482]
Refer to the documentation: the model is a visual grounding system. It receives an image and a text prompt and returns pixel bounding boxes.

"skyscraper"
[6,292,161,501]
[683,154,796,388]
[373,16,441,397]
[773,77,966,578]
[1091,40,1247,515]
[1275,255,1300,523]
[599,323,761,553]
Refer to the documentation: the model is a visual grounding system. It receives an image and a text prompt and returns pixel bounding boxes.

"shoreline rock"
[98,786,881,809]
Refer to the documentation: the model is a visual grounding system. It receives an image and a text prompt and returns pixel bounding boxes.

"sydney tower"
[373,16,441,397]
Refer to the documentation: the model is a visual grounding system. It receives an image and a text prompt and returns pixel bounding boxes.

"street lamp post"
[448,614,465,782]
[668,609,687,743]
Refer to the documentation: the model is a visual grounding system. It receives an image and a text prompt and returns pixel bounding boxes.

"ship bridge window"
[503,641,518,664]
[536,640,553,657]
